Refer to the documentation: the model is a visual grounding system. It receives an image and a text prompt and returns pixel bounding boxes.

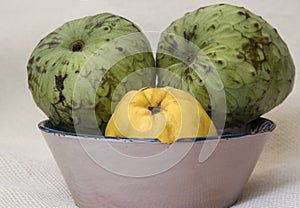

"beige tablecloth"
[1,0,299,207]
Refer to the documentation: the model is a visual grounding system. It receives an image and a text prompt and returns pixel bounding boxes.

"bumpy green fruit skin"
[28,13,155,134]
[156,3,295,127]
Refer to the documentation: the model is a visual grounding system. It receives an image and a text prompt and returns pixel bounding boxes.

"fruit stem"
[148,103,161,115]
[70,40,84,52]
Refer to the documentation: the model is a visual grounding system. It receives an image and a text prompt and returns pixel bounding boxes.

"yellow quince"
[105,87,217,144]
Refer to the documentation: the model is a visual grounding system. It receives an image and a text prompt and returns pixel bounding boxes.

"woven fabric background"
[1,0,299,207]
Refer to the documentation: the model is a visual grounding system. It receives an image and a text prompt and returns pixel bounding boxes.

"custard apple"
[27,13,155,134]
[156,3,295,127]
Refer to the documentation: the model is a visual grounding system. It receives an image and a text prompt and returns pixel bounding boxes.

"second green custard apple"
[28,13,156,134]
[156,3,295,127]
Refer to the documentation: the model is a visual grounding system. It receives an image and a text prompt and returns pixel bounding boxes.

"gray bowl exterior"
[41,130,270,208]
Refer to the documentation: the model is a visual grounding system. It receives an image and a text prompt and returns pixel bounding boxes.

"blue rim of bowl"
[38,117,276,143]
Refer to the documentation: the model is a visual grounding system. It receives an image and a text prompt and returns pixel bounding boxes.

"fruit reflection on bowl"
[39,117,275,208]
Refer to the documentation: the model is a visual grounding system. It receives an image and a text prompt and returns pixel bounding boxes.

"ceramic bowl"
[39,117,275,208]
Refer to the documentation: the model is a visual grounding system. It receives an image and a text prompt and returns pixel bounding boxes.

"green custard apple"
[156,3,295,128]
[27,13,155,134]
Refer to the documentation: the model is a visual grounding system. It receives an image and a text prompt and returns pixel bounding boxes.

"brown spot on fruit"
[94,22,104,28]
[237,52,245,60]
[55,74,68,91]
[116,47,123,52]
[28,57,34,65]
